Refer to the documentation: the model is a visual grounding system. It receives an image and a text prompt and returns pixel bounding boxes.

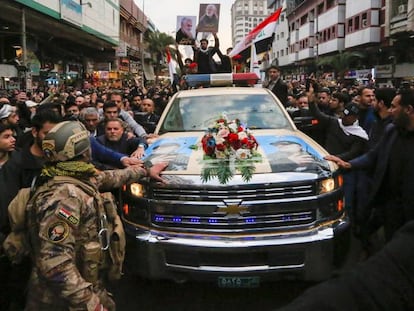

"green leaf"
[217,160,233,184]
[201,166,214,183]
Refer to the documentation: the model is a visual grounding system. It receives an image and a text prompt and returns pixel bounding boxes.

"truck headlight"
[130,183,146,197]
[319,175,342,194]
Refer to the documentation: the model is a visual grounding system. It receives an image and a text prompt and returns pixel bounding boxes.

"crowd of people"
[0,82,172,310]
[1,32,414,309]
[262,65,414,310]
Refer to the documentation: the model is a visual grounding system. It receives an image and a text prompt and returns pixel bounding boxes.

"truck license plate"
[218,276,260,288]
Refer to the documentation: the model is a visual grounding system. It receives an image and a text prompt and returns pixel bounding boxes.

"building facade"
[0,0,122,89]
[231,0,273,47]
[262,0,414,84]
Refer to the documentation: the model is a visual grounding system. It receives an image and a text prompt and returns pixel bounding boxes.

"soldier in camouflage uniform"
[25,121,166,311]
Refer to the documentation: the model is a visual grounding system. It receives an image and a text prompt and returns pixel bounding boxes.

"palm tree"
[145,31,176,78]
[317,51,365,82]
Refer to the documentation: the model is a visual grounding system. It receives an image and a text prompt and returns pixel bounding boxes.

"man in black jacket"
[263,65,288,106]
[276,219,414,311]
[326,89,414,241]
[193,33,219,74]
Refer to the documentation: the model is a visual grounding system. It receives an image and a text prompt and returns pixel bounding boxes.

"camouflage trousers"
[25,285,116,311]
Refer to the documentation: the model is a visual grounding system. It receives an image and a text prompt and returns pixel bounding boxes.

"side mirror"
[293,116,319,130]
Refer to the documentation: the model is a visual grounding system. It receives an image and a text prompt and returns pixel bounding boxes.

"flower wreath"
[199,115,262,184]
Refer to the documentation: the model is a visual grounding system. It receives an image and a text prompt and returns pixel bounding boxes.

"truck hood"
[144,130,333,178]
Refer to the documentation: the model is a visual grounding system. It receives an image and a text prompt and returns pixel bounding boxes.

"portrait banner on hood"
[197,3,220,33]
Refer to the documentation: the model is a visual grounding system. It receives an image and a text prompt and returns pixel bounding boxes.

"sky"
[135,0,235,50]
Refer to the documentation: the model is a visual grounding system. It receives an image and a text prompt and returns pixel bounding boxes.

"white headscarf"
[338,119,369,140]
[0,104,15,120]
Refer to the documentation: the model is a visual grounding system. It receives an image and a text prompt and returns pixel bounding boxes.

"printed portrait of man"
[197,3,220,33]
[265,139,329,174]
[176,16,196,45]
[144,137,198,171]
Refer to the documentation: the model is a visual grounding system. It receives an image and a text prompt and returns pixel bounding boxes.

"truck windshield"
[159,93,291,133]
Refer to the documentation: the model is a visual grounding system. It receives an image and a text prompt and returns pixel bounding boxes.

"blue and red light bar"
[184,73,260,88]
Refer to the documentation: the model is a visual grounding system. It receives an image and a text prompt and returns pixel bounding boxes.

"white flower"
[238,131,248,140]
[215,135,225,145]
[235,148,251,160]
[217,127,230,138]
[228,121,238,133]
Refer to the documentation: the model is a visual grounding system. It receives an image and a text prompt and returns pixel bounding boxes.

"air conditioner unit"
[398,4,407,14]
[362,19,368,27]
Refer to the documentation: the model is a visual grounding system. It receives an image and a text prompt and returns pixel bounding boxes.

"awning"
[0,64,18,78]
[143,62,155,80]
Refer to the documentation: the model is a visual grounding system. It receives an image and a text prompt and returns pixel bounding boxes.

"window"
[326,0,335,10]
[281,14,284,22]
[355,16,360,30]
[301,14,308,25]
[317,2,324,15]
[348,19,353,32]
[281,32,284,38]
[362,12,368,27]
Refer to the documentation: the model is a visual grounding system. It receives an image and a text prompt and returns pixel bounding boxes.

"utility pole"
[141,0,145,82]
[21,7,31,91]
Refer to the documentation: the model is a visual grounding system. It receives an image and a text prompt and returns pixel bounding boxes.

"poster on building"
[197,3,220,33]
[176,16,196,45]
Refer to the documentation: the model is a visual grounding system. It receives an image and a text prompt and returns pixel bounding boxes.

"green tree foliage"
[146,31,176,77]
[317,51,365,81]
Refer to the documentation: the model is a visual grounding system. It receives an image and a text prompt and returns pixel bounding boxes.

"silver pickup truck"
[121,76,349,287]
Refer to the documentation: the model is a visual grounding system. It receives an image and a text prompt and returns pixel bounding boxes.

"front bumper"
[123,216,349,282]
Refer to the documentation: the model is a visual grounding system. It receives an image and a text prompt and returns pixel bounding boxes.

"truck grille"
[150,182,317,232]
[153,183,315,201]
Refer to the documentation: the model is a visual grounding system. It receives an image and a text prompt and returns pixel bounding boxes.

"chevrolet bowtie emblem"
[216,204,249,215]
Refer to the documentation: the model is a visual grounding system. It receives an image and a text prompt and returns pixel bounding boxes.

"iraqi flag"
[229,7,282,58]
[166,47,176,83]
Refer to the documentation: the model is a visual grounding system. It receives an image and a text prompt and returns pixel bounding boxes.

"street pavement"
[112,275,312,311]
[112,232,374,311]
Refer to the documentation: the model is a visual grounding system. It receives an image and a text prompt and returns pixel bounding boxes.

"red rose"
[228,133,241,150]
[202,134,216,156]
[216,143,226,151]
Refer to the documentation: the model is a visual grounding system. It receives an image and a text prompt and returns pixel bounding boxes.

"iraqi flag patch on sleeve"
[56,207,79,226]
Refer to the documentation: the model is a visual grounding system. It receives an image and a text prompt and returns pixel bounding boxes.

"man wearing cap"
[309,91,368,218]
